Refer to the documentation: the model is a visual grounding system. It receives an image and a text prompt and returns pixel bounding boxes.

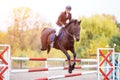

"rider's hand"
[66,20,69,24]
[62,25,65,27]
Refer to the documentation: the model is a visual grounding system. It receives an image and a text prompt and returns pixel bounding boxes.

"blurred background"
[0,0,120,67]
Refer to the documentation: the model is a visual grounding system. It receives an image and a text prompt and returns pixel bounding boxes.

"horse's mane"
[65,19,78,28]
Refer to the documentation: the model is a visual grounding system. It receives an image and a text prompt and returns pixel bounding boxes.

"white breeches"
[53,24,62,36]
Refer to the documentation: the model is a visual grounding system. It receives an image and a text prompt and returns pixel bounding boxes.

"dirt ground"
[10,69,98,80]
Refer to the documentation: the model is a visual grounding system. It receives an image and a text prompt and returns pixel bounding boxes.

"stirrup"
[50,41,54,47]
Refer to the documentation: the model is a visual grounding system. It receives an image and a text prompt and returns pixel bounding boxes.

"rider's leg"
[49,33,56,47]
[49,24,62,47]
[55,25,62,36]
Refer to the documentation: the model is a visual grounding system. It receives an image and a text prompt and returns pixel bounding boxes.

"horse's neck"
[63,25,74,39]
[65,24,72,34]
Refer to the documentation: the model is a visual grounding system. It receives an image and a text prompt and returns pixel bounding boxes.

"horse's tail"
[42,28,47,32]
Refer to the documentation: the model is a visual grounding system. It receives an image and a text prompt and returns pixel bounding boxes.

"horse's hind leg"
[47,45,51,54]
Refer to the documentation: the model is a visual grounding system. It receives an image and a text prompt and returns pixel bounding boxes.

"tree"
[109,34,120,52]
[8,7,32,50]
[7,7,47,53]
[76,14,118,58]
[0,31,9,44]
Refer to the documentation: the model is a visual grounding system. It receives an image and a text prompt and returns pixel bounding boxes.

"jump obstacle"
[0,45,10,80]
[11,57,97,62]
[11,65,97,73]
[0,44,120,80]
[97,48,120,80]
[35,71,97,80]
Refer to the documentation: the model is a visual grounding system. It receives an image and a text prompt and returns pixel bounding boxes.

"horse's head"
[65,19,81,41]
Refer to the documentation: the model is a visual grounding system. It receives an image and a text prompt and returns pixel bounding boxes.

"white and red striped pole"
[11,65,97,73]
[11,57,97,62]
[35,71,97,80]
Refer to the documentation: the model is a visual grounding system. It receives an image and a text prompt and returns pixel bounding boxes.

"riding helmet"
[66,5,71,10]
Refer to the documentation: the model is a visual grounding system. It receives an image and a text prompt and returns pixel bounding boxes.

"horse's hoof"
[68,65,73,73]
[71,68,74,70]
[73,62,76,66]
[68,70,72,73]
[71,63,76,70]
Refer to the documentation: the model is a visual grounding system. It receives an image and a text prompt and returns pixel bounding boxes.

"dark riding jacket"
[56,11,72,26]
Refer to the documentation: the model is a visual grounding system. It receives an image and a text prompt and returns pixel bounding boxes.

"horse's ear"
[78,20,81,24]
[74,19,77,24]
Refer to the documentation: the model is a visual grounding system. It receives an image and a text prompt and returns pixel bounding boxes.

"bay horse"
[41,19,81,73]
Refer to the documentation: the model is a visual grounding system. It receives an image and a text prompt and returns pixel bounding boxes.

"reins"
[64,29,73,38]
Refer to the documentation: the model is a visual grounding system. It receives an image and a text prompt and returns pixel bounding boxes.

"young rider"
[55,5,72,36]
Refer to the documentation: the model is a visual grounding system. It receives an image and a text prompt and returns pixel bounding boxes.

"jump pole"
[35,70,97,80]
[11,57,97,62]
[11,65,97,73]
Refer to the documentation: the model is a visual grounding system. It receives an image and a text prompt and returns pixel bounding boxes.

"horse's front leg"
[60,48,72,73]
[65,52,72,73]
[70,47,76,70]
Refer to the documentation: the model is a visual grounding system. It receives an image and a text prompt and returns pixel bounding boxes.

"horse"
[40,19,81,73]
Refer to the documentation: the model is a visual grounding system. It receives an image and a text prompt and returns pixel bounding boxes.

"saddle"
[49,28,64,42]
[41,28,64,50]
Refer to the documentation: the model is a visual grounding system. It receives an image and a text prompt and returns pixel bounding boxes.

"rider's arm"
[56,12,64,26]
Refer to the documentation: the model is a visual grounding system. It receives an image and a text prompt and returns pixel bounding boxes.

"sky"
[0,0,120,31]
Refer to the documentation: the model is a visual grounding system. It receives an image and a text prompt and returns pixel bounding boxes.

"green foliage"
[76,14,118,58]
[0,31,9,44]
[109,34,120,52]
[116,22,120,28]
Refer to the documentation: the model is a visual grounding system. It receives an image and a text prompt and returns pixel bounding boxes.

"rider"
[56,5,72,36]
[50,5,72,47]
